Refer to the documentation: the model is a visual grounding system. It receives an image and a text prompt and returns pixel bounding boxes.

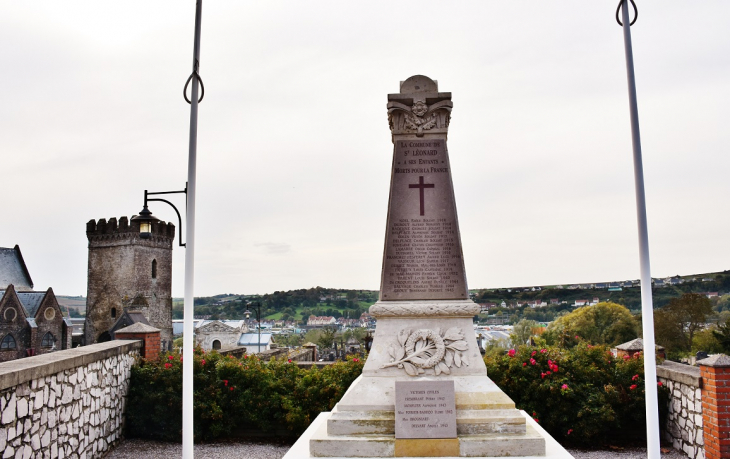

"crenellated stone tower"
[85,216,175,349]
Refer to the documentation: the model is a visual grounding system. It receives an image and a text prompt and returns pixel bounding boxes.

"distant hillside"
[472,270,730,310]
[56,296,86,317]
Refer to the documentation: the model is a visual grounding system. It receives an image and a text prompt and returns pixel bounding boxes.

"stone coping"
[657,360,701,387]
[0,340,141,391]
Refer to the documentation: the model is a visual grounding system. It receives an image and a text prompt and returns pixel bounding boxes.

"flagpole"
[618,1,660,457]
[183,1,203,458]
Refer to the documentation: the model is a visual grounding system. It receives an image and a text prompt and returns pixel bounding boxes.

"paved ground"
[106,439,688,458]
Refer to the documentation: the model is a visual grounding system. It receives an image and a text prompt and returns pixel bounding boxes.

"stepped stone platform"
[283,408,573,458]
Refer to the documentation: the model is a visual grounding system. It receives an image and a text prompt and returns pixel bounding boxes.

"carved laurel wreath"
[381,327,469,376]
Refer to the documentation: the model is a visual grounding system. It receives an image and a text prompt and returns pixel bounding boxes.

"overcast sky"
[2,1,729,297]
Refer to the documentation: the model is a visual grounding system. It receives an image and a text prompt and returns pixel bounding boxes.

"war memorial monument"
[284,76,573,458]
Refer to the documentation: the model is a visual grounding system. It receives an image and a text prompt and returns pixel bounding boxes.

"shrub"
[484,343,669,446]
[126,349,364,442]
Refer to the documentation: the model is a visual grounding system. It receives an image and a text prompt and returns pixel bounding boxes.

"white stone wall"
[658,361,704,459]
[0,340,140,459]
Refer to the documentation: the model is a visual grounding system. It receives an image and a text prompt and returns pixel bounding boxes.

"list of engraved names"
[395,381,456,439]
[382,138,466,300]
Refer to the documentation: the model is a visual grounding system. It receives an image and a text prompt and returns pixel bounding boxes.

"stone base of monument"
[283,409,573,458]
[281,300,573,458]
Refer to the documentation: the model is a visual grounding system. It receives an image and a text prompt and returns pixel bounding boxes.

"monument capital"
[387,75,452,138]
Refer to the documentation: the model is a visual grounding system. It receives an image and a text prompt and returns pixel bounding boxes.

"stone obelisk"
[288,76,569,459]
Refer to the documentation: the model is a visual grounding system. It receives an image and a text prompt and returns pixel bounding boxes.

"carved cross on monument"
[408,176,435,216]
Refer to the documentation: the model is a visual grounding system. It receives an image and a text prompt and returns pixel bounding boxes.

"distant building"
[238,333,274,353]
[308,316,336,327]
[196,320,247,350]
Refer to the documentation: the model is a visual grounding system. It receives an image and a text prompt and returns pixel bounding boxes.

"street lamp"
[131,187,187,246]
[244,302,262,354]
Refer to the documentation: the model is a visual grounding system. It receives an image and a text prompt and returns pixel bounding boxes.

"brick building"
[0,246,72,362]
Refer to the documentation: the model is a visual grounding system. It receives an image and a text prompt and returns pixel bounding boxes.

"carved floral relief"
[381,327,469,376]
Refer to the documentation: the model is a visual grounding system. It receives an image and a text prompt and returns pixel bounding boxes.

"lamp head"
[131,205,160,239]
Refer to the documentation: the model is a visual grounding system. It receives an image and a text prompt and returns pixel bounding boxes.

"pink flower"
[223,380,228,386]
[567,429,573,435]
[230,387,235,391]
[548,359,553,366]
[533,418,539,423]
[632,374,639,381]
[508,349,516,357]
[531,350,537,357]
[540,349,547,354]
[561,384,569,390]
[530,358,536,365]
[201,359,206,365]
[623,355,630,360]
[288,359,292,363]
[657,381,663,387]
[353,358,360,362]
[575,335,579,339]
[168,355,174,361]
[180,357,183,361]
[546,371,551,375]
[552,365,559,373]
[541,372,546,379]
[164,363,172,369]
[523,362,527,367]
[630,384,637,390]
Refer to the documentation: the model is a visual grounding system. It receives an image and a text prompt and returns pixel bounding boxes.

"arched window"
[41,332,55,348]
[152,259,157,279]
[111,307,117,319]
[212,340,221,350]
[1,334,16,350]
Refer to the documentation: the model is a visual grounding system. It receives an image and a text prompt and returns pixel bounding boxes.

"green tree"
[543,302,638,346]
[654,293,713,357]
[511,319,539,347]
[316,326,338,350]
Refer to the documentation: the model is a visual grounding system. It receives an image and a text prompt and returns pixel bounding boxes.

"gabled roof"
[0,288,49,318]
[616,337,665,351]
[0,246,33,291]
[116,322,160,334]
[16,292,46,317]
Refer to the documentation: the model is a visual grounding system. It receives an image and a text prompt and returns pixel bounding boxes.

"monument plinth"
[285,76,571,459]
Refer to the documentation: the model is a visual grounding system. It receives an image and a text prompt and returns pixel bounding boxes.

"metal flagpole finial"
[616,0,638,26]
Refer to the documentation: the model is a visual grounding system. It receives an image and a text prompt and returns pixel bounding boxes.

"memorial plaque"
[395,380,457,439]
[380,138,468,300]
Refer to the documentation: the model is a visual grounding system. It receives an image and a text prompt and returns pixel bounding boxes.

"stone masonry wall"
[657,361,704,459]
[0,340,141,459]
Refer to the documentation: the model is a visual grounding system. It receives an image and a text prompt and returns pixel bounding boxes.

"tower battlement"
[86,217,175,243]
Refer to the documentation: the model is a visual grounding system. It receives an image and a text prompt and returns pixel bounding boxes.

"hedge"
[484,342,670,446]
[126,344,668,446]
[125,349,364,441]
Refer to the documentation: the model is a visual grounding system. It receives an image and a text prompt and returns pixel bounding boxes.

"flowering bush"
[484,343,669,446]
[126,348,365,442]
